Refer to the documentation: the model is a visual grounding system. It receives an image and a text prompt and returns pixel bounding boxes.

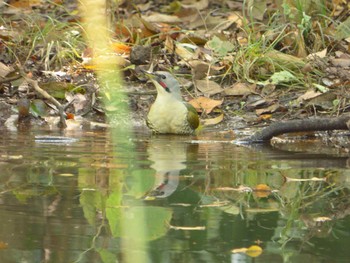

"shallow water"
[0,128,350,263]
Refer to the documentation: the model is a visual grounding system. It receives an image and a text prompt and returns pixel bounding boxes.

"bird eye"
[160,74,166,79]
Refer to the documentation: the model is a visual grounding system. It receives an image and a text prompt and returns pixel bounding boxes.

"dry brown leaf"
[257,114,272,121]
[175,43,198,60]
[297,89,322,102]
[179,34,207,45]
[188,61,220,80]
[189,97,223,113]
[195,79,224,95]
[330,58,350,67]
[224,82,255,96]
[8,0,41,8]
[181,0,209,10]
[111,42,131,54]
[227,12,243,27]
[164,35,175,53]
[0,62,14,78]
[143,13,182,24]
[255,103,280,115]
[307,48,327,59]
[202,113,224,126]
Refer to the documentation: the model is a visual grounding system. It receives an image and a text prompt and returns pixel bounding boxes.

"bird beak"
[142,70,167,94]
[140,69,155,78]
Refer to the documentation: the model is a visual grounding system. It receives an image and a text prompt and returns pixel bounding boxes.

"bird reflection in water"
[144,137,197,200]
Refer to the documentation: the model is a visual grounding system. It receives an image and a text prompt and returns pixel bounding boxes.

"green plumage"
[146,71,199,135]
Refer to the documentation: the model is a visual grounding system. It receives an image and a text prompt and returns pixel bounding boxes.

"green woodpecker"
[146,71,199,134]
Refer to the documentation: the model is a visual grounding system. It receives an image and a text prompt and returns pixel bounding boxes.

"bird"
[145,71,199,135]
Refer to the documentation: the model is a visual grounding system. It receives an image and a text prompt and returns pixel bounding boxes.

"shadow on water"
[0,129,350,262]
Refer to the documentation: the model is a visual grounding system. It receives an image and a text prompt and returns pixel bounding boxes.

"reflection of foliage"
[202,163,350,253]
[77,166,173,262]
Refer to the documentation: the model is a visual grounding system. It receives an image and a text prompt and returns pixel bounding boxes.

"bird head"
[144,71,183,101]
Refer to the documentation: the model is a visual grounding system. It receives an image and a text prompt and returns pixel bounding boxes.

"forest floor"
[0,0,350,137]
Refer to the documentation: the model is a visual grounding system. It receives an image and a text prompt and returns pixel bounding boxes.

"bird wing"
[185,103,199,130]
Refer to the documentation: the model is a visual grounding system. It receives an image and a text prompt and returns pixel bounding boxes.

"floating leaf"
[0,241,8,249]
[246,245,263,258]
[169,225,206,230]
[253,184,272,198]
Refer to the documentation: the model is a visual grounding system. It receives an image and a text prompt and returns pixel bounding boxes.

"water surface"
[0,129,350,263]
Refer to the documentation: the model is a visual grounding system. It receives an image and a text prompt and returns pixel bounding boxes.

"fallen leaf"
[179,34,208,45]
[181,0,209,10]
[247,0,266,21]
[257,114,272,121]
[205,36,235,57]
[313,83,329,93]
[0,62,14,78]
[224,82,255,96]
[202,113,224,126]
[164,35,175,53]
[258,70,297,86]
[111,42,131,54]
[195,79,224,95]
[307,48,327,59]
[297,89,322,102]
[255,103,280,115]
[143,13,182,24]
[189,97,223,113]
[175,43,198,60]
[330,58,350,67]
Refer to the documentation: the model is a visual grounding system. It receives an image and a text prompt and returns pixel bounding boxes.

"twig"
[0,74,22,84]
[18,68,67,128]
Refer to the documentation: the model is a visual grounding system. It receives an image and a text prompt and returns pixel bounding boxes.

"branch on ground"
[247,114,350,142]
[18,67,67,128]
